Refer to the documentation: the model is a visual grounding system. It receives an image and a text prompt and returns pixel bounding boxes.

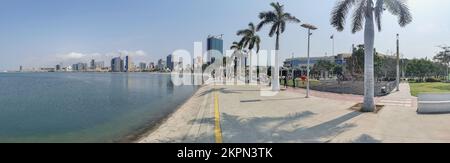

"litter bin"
[381,86,387,95]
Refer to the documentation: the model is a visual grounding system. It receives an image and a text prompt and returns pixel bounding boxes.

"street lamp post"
[331,34,335,57]
[291,53,295,87]
[396,34,400,91]
[301,23,318,98]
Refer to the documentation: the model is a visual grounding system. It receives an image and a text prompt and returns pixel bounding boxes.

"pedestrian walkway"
[378,83,417,108]
[139,82,450,143]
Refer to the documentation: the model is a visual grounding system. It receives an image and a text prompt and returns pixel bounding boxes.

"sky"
[0,0,449,71]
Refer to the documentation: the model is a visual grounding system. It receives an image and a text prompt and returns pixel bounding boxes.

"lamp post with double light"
[301,23,318,98]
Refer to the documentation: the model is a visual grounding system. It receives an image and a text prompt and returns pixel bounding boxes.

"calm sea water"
[0,73,199,143]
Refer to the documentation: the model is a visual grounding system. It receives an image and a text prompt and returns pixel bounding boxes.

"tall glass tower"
[166,54,173,71]
[207,35,223,64]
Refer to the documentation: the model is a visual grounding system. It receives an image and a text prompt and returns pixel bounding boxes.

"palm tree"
[330,0,412,112]
[230,41,244,80]
[237,22,261,84]
[257,2,300,91]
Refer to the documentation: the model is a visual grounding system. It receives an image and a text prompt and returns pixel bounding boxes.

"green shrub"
[425,78,441,83]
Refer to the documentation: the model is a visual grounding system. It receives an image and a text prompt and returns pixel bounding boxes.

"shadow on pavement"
[188,110,363,143]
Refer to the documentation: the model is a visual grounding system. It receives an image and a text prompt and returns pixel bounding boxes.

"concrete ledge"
[417,94,450,114]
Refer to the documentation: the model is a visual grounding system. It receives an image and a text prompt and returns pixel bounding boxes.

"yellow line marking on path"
[214,89,223,143]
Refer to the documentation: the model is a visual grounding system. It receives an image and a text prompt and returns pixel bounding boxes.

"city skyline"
[1,0,449,71]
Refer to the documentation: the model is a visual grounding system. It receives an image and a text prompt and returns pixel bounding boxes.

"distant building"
[125,56,130,72]
[72,63,87,71]
[139,62,147,71]
[56,64,61,71]
[176,56,184,71]
[19,66,22,72]
[158,59,166,71]
[283,53,351,69]
[90,59,96,70]
[194,56,203,69]
[207,35,224,64]
[111,57,124,72]
[40,67,56,72]
[95,61,105,69]
[123,56,136,72]
[149,62,155,70]
[167,54,174,71]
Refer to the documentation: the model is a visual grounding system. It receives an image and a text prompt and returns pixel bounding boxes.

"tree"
[237,23,261,84]
[346,44,396,81]
[330,0,412,112]
[257,2,301,91]
[434,46,450,81]
[406,58,435,81]
[312,60,336,79]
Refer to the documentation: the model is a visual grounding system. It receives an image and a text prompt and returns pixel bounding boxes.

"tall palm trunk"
[249,50,253,83]
[257,54,260,84]
[363,1,375,112]
[272,32,281,91]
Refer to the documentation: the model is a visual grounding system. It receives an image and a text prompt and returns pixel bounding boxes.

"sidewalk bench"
[417,94,450,114]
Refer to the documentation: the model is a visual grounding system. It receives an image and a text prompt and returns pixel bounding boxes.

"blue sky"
[0,0,449,71]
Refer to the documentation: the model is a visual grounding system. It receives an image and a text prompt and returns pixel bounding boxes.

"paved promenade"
[139,83,450,143]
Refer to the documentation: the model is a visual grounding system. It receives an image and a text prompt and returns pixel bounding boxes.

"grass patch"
[410,82,450,97]
[280,79,320,88]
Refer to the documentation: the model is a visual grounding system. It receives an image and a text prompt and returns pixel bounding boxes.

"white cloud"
[135,50,147,57]
[118,50,147,57]
[58,52,86,60]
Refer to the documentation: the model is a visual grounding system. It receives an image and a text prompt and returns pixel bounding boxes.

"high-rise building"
[139,62,147,71]
[56,64,61,71]
[72,63,87,71]
[111,57,123,72]
[19,66,22,72]
[72,64,77,71]
[158,59,166,71]
[207,35,224,64]
[166,54,174,71]
[90,59,96,70]
[125,56,130,72]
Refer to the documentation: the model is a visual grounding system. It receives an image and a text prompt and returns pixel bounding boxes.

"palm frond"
[258,2,298,38]
[237,22,261,51]
[280,21,286,33]
[384,0,412,27]
[269,23,278,37]
[282,13,301,23]
[230,41,242,50]
[255,36,261,53]
[331,0,356,31]
[270,2,284,16]
[237,29,251,36]
[374,0,384,31]
[248,22,256,32]
[351,0,366,33]
[257,11,276,31]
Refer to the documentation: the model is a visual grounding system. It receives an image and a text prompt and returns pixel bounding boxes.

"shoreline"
[119,84,206,143]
